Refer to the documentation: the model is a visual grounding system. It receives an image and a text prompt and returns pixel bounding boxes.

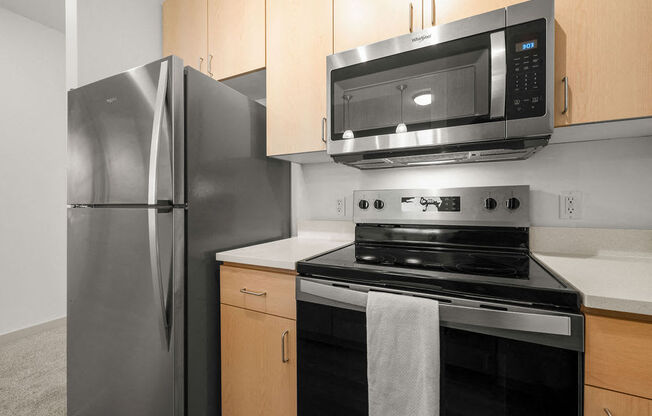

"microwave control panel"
[505,19,547,120]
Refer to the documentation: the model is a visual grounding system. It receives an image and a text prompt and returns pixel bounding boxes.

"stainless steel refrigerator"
[67,56,290,416]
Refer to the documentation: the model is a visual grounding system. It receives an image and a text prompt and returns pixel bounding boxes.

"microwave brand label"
[411,34,432,43]
[105,97,118,104]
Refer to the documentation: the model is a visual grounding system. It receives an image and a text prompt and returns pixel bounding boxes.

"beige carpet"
[0,323,66,416]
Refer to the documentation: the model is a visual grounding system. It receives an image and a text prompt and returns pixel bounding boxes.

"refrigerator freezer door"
[67,56,184,205]
[67,207,184,416]
[184,67,291,416]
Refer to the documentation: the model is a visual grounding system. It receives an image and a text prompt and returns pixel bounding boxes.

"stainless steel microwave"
[326,0,554,169]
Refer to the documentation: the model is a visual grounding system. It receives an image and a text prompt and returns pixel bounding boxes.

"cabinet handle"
[562,76,569,114]
[198,57,204,72]
[432,0,436,26]
[604,409,613,416]
[281,330,289,363]
[207,54,214,77]
[409,3,414,33]
[321,117,327,143]
[239,288,267,297]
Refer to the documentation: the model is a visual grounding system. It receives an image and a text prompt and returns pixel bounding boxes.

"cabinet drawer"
[585,385,650,416]
[586,314,652,399]
[220,264,296,319]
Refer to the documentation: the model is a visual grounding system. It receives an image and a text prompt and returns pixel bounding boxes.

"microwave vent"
[335,138,548,170]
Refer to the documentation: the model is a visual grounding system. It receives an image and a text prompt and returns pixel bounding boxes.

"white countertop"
[216,220,355,270]
[216,237,352,270]
[533,252,652,316]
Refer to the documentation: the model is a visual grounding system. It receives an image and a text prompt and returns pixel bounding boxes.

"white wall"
[293,136,652,230]
[0,8,67,335]
[66,0,163,88]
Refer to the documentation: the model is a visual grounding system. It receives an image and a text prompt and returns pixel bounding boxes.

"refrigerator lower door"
[67,207,184,416]
[67,56,184,205]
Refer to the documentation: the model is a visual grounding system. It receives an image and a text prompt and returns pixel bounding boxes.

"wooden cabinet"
[219,263,297,415]
[266,0,332,156]
[583,310,652,415]
[423,0,521,27]
[554,0,652,126]
[207,0,266,80]
[163,0,265,79]
[221,304,297,416]
[334,0,423,53]
[585,385,650,416]
[163,0,208,72]
[585,313,652,400]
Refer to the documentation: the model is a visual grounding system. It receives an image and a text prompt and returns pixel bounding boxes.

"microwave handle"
[489,31,507,119]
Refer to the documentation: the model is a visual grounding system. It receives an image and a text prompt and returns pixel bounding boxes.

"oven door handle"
[298,279,571,337]
[489,31,507,120]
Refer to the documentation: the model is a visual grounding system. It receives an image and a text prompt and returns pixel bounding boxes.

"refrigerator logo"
[411,34,431,43]
[105,97,118,104]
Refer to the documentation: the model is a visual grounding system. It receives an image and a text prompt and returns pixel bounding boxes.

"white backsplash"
[292,135,652,230]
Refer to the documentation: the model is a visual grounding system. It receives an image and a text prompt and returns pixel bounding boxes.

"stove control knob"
[358,199,369,210]
[483,197,498,210]
[505,197,521,210]
[373,199,384,210]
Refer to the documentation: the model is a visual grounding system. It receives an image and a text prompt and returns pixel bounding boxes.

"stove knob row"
[484,197,520,211]
[358,199,385,210]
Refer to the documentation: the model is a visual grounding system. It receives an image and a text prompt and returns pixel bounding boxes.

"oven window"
[297,301,581,416]
[330,33,494,141]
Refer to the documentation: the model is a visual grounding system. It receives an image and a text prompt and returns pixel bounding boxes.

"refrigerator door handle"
[148,208,171,348]
[148,60,169,206]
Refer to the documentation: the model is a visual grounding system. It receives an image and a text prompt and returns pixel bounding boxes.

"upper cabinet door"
[424,0,521,27]
[555,0,652,126]
[162,0,208,73]
[266,0,333,156]
[334,0,423,53]
[207,0,266,80]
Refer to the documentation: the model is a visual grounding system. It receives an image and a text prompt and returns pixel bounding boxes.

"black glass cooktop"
[355,244,530,278]
[297,244,580,311]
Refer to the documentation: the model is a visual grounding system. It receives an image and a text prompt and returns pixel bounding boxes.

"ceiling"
[0,0,65,32]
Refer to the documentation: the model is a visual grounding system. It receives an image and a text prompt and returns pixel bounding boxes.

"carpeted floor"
[0,323,66,416]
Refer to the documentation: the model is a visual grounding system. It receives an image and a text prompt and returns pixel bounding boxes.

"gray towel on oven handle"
[367,291,440,416]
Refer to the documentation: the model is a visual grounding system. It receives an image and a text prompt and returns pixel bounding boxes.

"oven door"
[296,277,583,416]
[327,9,507,157]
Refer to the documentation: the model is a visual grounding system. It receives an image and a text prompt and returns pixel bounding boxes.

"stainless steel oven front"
[326,0,554,159]
[296,276,584,416]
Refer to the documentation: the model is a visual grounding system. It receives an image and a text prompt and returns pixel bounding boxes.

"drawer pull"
[281,330,289,363]
[240,288,267,297]
[604,409,613,416]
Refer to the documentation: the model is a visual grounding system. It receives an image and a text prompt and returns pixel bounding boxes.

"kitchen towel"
[366,291,440,416]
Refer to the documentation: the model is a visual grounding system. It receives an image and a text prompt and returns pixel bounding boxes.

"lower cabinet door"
[221,304,297,416]
[585,385,650,416]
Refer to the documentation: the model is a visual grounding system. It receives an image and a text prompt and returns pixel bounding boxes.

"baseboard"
[0,317,66,346]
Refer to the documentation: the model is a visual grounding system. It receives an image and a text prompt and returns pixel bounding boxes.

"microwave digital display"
[516,39,538,52]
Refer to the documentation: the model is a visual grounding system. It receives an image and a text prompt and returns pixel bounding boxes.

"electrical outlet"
[336,198,346,217]
[559,191,583,219]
